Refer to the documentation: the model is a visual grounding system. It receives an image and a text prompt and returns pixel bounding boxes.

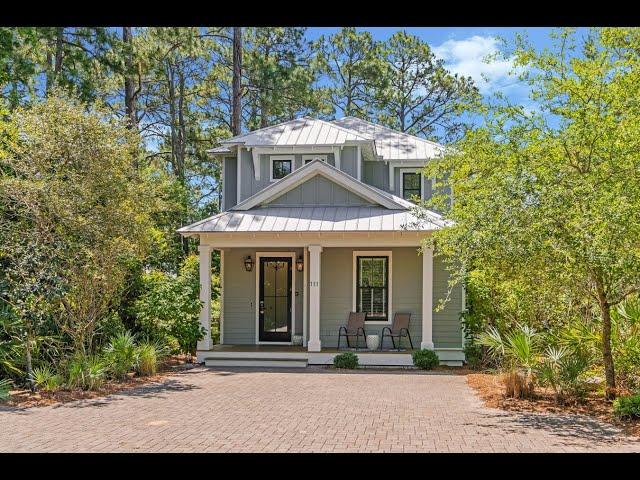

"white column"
[302,247,308,347]
[219,249,225,345]
[421,245,434,350]
[236,146,242,205]
[307,244,323,352]
[198,244,212,351]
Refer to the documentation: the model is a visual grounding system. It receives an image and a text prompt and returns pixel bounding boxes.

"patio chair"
[380,313,414,350]
[337,312,367,350]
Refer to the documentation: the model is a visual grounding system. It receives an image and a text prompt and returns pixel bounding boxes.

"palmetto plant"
[67,354,106,391]
[536,345,590,403]
[478,324,542,398]
[0,378,12,401]
[104,331,138,380]
[31,365,62,392]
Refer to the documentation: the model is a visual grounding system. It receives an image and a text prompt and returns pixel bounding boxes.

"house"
[178,117,465,367]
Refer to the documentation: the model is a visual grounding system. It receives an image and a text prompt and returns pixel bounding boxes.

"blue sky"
[307,27,560,110]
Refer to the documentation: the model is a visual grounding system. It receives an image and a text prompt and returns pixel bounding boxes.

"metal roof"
[332,117,445,161]
[219,117,373,148]
[178,206,445,234]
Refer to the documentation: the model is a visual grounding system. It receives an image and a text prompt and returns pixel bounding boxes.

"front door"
[259,257,292,342]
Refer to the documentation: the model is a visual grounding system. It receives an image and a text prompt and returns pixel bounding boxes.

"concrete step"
[204,356,308,368]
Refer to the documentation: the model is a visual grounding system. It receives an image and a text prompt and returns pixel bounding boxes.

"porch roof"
[177,205,446,234]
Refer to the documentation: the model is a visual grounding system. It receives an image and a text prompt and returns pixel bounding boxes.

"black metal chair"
[380,313,414,350]
[337,312,367,350]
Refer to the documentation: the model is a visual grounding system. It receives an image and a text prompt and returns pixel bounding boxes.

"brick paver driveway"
[1,367,639,452]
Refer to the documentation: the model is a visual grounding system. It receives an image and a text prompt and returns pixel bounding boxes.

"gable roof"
[332,116,445,161]
[231,159,406,211]
[216,117,373,149]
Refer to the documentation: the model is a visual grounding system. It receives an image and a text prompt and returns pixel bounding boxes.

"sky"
[307,27,561,110]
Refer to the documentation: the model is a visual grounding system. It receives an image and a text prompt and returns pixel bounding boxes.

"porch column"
[198,244,212,351]
[421,245,434,350]
[307,244,323,352]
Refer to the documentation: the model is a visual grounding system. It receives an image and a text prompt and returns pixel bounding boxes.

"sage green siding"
[318,247,462,348]
[223,156,237,210]
[363,160,388,191]
[266,176,374,207]
[340,146,358,178]
[222,248,304,344]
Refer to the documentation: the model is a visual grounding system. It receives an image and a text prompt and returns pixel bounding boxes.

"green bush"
[333,352,359,369]
[0,378,12,401]
[132,255,206,356]
[412,349,439,370]
[66,354,106,391]
[104,331,138,380]
[31,365,62,392]
[136,341,166,376]
[613,394,640,419]
[536,346,591,403]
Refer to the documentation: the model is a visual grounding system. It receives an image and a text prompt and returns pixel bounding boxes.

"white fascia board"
[232,160,404,211]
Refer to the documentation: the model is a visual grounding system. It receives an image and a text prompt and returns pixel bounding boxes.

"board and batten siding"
[222,247,304,344]
[318,247,462,348]
[265,175,374,207]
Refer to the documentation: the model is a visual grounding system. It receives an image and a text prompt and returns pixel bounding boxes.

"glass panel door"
[259,257,292,342]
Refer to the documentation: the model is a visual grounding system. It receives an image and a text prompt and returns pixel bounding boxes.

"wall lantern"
[296,255,304,272]
[244,255,255,272]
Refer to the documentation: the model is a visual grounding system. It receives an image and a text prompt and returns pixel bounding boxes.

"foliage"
[535,346,591,403]
[133,255,207,356]
[104,331,138,380]
[31,365,62,392]
[66,354,106,391]
[135,341,166,377]
[412,349,440,370]
[613,394,640,419]
[421,28,640,398]
[333,352,359,369]
[0,377,12,400]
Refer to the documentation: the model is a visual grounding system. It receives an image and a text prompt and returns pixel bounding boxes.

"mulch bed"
[467,372,640,437]
[3,355,198,409]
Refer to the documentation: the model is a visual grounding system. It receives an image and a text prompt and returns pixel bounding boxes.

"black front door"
[259,257,292,342]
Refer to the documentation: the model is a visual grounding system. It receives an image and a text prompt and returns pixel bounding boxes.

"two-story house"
[178,116,464,367]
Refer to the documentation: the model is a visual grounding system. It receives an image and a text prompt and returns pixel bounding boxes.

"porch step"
[203,355,308,368]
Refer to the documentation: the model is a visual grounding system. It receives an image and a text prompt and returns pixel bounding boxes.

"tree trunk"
[54,27,64,77]
[122,27,138,130]
[25,332,34,392]
[232,27,243,135]
[595,278,616,399]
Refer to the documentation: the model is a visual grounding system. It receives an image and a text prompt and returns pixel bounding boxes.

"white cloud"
[433,35,527,98]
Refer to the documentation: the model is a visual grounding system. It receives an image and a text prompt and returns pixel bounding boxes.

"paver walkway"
[1,367,638,452]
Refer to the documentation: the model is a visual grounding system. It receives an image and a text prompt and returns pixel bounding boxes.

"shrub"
[0,378,12,401]
[536,346,590,404]
[412,349,439,370]
[136,341,166,376]
[31,365,62,392]
[67,354,106,391]
[104,331,138,380]
[132,255,207,356]
[613,394,640,419]
[333,352,359,369]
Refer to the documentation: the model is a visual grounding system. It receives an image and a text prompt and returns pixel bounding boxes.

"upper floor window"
[303,154,328,165]
[270,156,294,181]
[400,169,422,202]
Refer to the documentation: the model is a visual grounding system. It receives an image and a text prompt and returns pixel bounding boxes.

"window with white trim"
[270,155,294,181]
[399,168,423,202]
[353,251,392,322]
[302,154,328,165]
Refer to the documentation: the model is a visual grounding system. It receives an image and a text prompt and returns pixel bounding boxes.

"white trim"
[255,251,296,345]
[221,157,226,211]
[250,148,261,181]
[234,160,404,211]
[236,147,242,205]
[302,154,327,164]
[388,160,428,192]
[352,250,393,325]
[333,147,342,170]
[198,245,213,351]
[219,249,225,344]
[307,244,322,352]
[269,155,295,182]
[421,246,434,350]
[356,145,362,181]
[302,247,308,347]
[399,168,423,201]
